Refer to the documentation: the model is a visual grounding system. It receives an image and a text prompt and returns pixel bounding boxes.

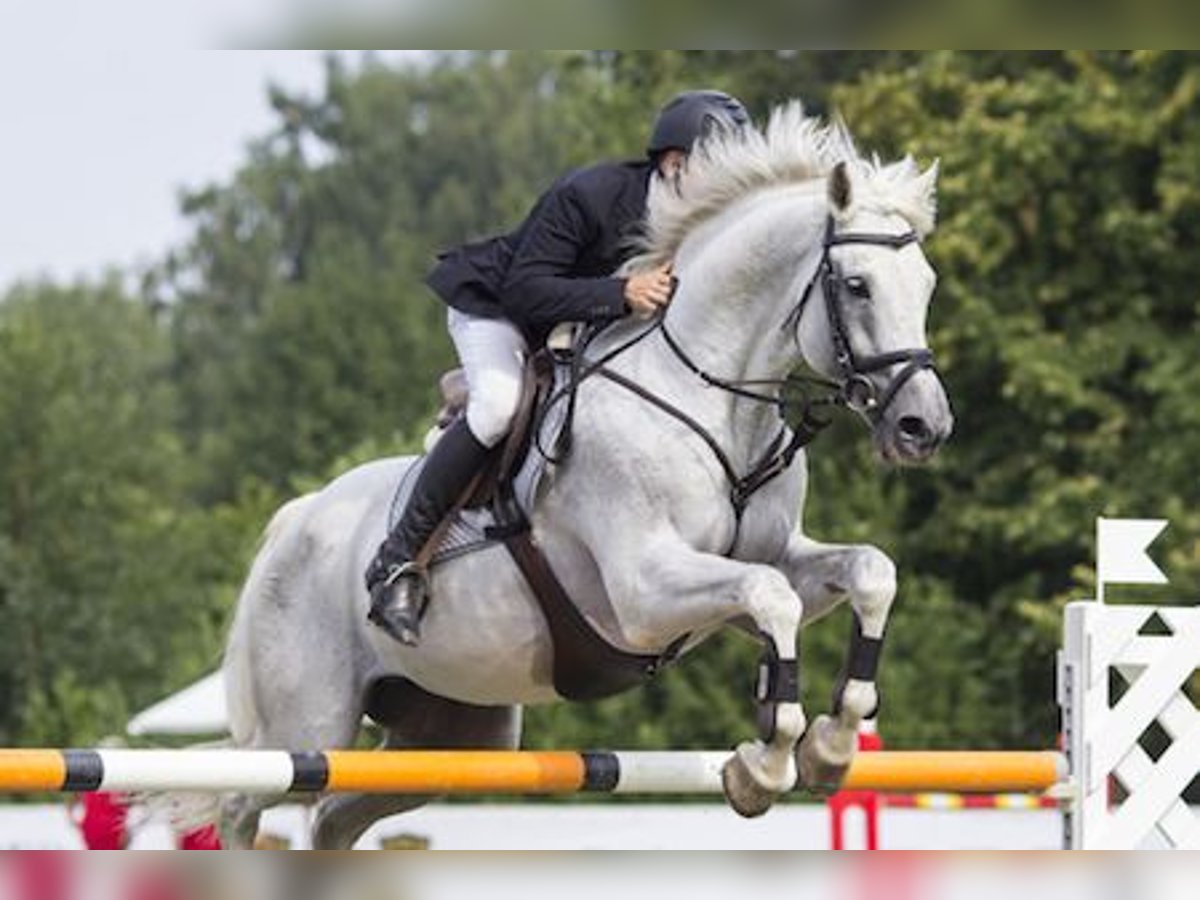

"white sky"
[0,47,421,291]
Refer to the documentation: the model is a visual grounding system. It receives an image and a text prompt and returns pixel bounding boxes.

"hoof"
[795,714,855,795]
[721,753,777,819]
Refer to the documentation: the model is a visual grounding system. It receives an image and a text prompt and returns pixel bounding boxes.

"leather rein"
[541,214,937,554]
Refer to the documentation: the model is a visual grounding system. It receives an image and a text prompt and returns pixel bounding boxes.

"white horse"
[217,102,952,849]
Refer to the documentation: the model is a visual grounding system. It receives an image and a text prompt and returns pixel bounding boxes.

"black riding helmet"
[647,89,751,155]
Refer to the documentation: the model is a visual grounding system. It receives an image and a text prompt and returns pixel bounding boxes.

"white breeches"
[447,307,528,448]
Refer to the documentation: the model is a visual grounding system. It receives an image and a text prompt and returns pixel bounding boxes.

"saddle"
[397,337,684,701]
[433,353,553,514]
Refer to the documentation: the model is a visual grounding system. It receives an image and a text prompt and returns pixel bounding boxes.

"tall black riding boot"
[365,419,492,645]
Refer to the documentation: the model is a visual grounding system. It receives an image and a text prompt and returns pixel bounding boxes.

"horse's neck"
[634,187,827,448]
[666,186,824,381]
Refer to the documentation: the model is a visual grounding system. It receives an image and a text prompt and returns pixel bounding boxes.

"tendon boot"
[365,419,491,645]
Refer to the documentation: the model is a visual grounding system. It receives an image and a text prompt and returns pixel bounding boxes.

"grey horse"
[217,103,952,848]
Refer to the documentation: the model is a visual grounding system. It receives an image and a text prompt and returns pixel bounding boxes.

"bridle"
[785,215,937,421]
[537,213,939,553]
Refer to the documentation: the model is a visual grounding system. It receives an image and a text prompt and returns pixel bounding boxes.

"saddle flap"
[458,351,555,510]
[393,350,566,552]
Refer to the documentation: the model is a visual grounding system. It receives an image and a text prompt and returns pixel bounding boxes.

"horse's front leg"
[621,543,805,818]
[777,534,897,792]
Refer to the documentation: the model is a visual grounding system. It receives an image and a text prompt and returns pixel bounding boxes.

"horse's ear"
[828,161,854,219]
[916,159,939,222]
[907,159,940,236]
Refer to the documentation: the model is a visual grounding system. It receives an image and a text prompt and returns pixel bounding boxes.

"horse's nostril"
[898,416,931,444]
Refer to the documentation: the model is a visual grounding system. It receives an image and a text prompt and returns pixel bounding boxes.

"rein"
[536,214,937,554]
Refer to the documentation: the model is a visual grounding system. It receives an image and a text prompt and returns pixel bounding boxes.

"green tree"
[10,51,1197,754]
[822,50,1200,745]
[0,282,247,745]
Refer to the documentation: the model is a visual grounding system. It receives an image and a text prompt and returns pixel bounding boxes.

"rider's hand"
[623,263,675,318]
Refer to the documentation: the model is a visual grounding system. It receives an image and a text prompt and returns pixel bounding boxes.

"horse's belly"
[371,548,560,706]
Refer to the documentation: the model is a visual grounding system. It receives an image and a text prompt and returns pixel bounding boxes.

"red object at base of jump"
[828,789,881,850]
[828,723,884,849]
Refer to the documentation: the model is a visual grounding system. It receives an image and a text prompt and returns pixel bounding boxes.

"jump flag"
[1095,517,1168,603]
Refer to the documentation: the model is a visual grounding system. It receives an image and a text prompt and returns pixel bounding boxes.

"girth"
[476,349,687,701]
[499,526,687,701]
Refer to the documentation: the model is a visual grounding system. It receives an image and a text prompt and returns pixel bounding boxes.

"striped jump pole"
[0,749,1066,796]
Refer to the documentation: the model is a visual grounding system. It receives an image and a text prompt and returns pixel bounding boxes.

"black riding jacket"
[426,159,654,343]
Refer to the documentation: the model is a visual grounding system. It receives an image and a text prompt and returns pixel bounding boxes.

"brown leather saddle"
[434,353,551,513]
[419,350,684,701]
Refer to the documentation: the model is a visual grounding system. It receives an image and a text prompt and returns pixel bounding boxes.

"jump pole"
[0,748,1065,796]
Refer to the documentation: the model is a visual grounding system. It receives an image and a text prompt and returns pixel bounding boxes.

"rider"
[365,89,752,646]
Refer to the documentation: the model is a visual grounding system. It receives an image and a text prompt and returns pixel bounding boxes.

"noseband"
[787,215,937,420]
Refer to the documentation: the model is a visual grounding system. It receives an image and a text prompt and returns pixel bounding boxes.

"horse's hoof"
[795,714,855,795]
[721,753,777,819]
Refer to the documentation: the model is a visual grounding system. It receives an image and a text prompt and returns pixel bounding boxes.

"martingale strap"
[596,365,815,555]
[503,528,687,701]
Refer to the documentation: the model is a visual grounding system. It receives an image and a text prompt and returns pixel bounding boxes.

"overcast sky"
[0,48,419,291]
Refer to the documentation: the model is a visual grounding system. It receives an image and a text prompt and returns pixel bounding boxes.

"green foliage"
[2,52,1196,755]
[0,283,239,744]
[830,52,1200,744]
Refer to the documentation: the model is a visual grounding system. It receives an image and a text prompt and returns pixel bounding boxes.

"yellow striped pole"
[324,750,587,794]
[840,751,1064,794]
[0,748,1066,796]
[0,749,67,792]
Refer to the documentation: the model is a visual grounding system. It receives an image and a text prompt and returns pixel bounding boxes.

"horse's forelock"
[632,101,938,269]
[855,155,939,237]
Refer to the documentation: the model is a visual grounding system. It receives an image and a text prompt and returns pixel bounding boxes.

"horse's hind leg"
[779,535,897,793]
[217,568,367,847]
[219,793,282,850]
[215,652,364,848]
[311,682,522,850]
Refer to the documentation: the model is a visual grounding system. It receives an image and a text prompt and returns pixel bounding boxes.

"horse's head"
[792,158,953,465]
[635,103,952,464]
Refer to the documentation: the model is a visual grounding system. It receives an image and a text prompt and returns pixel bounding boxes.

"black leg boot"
[365,419,492,645]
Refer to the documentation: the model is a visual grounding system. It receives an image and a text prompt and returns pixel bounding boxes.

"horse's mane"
[629,101,938,271]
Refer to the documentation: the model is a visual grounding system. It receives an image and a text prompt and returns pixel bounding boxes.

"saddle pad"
[386,362,571,566]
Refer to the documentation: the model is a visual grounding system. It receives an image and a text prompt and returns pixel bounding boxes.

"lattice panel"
[1061,603,1200,849]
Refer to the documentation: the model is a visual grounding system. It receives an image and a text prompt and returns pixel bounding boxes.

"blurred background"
[1,51,1198,834]
[1,852,1196,899]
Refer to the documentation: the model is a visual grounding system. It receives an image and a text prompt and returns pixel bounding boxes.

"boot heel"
[368,564,431,646]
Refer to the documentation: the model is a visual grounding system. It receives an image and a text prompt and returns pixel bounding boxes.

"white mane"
[632,101,938,270]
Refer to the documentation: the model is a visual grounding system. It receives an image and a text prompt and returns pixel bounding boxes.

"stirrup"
[384,560,428,590]
[368,562,431,646]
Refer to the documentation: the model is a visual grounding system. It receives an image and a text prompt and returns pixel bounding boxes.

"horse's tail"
[134,737,233,836]
[223,493,317,748]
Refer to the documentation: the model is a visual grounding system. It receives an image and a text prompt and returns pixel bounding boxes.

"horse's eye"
[844,276,871,299]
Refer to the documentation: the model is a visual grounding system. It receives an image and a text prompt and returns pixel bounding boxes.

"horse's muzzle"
[873,371,953,465]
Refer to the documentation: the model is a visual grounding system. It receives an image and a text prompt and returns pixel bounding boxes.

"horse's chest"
[670,461,804,561]
[729,502,795,562]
